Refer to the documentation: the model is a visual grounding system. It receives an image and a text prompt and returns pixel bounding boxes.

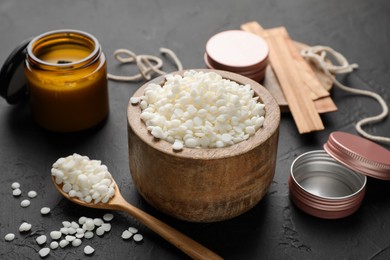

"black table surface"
[1,0,390,259]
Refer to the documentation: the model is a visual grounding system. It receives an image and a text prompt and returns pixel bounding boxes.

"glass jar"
[24,29,109,132]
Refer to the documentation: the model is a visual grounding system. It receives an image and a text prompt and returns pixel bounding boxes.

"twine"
[107,47,183,82]
[301,46,390,143]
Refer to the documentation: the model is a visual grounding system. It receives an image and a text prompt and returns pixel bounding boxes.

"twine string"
[107,47,183,82]
[301,46,390,143]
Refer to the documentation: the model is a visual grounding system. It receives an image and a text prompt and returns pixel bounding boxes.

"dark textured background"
[1,0,390,259]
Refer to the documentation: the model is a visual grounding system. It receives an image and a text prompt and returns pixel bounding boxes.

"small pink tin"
[289,131,390,219]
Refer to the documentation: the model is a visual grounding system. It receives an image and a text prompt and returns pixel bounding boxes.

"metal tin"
[289,150,366,219]
[289,131,390,219]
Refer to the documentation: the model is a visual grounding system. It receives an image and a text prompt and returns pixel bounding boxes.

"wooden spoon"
[52,176,223,260]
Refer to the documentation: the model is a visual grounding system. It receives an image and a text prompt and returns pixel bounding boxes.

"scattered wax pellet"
[12,189,22,197]
[133,234,143,242]
[84,231,94,239]
[50,241,59,250]
[20,199,30,208]
[121,230,133,240]
[72,238,82,247]
[50,231,62,240]
[28,190,37,198]
[78,216,87,225]
[19,222,32,232]
[128,227,138,234]
[11,182,20,189]
[59,239,69,248]
[65,235,76,242]
[84,245,95,255]
[96,227,105,236]
[38,248,50,258]
[93,218,104,226]
[36,235,47,245]
[40,207,51,215]
[101,223,111,232]
[103,213,114,222]
[4,233,15,241]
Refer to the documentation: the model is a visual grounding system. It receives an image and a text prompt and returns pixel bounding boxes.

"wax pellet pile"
[51,153,115,204]
[5,174,144,258]
[135,70,265,150]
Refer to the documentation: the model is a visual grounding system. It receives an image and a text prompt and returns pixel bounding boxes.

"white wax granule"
[128,227,138,234]
[19,222,32,232]
[138,70,265,149]
[121,230,133,240]
[84,245,95,255]
[50,231,62,240]
[51,153,115,204]
[28,190,37,198]
[36,235,47,245]
[20,199,30,208]
[4,233,15,241]
[84,231,94,239]
[103,213,114,222]
[41,207,51,215]
[59,239,69,248]
[96,227,105,236]
[11,182,20,189]
[50,241,59,249]
[72,238,82,247]
[38,248,50,258]
[133,234,143,242]
[12,188,22,197]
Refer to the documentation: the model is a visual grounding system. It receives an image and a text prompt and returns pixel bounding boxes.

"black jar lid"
[0,38,32,104]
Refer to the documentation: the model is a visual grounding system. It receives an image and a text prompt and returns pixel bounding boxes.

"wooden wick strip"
[242,22,324,133]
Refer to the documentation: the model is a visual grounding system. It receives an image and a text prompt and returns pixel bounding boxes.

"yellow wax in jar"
[38,44,91,64]
[25,34,109,132]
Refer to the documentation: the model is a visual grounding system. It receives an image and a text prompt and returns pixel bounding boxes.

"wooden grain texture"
[264,65,336,113]
[242,22,324,133]
[241,22,331,100]
[242,21,337,114]
[127,69,280,222]
[52,177,223,260]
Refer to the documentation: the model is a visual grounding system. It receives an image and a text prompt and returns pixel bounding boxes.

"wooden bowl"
[127,69,280,222]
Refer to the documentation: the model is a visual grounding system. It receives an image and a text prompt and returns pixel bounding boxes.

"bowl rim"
[127,69,280,160]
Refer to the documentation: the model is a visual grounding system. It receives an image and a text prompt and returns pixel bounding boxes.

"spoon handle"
[113,198,223,260]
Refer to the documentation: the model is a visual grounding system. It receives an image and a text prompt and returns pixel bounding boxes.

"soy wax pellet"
[19,222,32,232]
[138,70,265,150]
[103,213,114,222]
[84,245,95,255]
[50,241,59,250]
[41,207,51,215]
[38,248,50,258]
[121,230,132,240]
[28,190,37,198]
[133,234,143,242]
[4,233,15,241]
[11,182,20,189]
[36,235,47,245]
[20,199,30,208]
[12,189,22,197]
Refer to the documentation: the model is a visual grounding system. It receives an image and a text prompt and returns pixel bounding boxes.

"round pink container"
[204,30,269,82]
[289,131,390,219]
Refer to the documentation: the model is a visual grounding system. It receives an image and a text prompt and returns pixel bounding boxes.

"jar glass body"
[24,30,109,132]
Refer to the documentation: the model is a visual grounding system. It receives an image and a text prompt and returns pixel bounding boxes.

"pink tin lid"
[205,30,269,71]
[324,131,390,180]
